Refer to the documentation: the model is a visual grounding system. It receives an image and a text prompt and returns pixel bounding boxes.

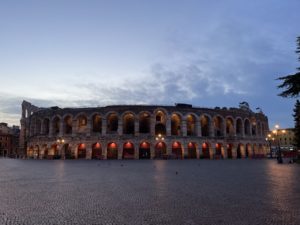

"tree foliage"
[293,100,300,149]
[277,36,300,98]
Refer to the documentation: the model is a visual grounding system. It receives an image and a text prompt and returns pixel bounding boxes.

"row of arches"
[29,110,267,138]
[27,141,267,160]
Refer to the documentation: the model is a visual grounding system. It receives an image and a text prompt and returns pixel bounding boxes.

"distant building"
[277,128,295,151]
[0,123,20,157]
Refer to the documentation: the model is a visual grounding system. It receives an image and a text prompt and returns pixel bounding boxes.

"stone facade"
[20,101,270,160]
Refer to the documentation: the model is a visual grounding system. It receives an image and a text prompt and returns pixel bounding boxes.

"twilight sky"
[0,0,299,129]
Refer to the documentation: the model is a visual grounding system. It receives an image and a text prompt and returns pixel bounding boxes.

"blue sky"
[0,0,299,129]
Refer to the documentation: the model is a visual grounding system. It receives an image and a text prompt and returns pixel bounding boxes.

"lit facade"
[20,101,270,160]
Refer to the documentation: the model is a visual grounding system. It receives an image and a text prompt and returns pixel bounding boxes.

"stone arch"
[227,143,233,159]
[122,112,135,135]
[92,142,102,159]
[123,142,135,159]
[63,114,73,135]
[251,117,257,136]
[91,113,102,133]
[77,143,86,159]
[236,117,243,136]
[154,142,167,159]
[187,142,197,159]
[213,115,224,137]
[106,112,119,134]
[171,113,182,136]
[244,118,251,136]
[63,143,72,159]
[246,143,251,158]
[201,142,210,159]
[36,119,42,135]
[236,143,243,159]
[51,116,61,136]
[41,144,48,159]
[139,111,151,134]
[43,118,50,135]
[200,114,211,137]
[225,116,235,136]
[172,141,182,159]
[139,141,150,159]
[107,142,118,159]
[75,113,88,133]
[154,109,167,135]
[186,113,197,136]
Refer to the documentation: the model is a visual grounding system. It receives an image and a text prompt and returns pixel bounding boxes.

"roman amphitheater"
[20,101,269,160]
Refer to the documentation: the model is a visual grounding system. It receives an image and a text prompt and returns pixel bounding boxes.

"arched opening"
[139,142,150,159]
[201,142,210,159]
[214,116,224,137]
[187,142,197,159]
[50,144,59,159]
[172,141,182,159]
[251,118,257,136]
[155,142,167,159]
[92,142,102,159]
[64,144,72,159]
[215,143,222,159]
[77,143,86,159]
[200,115,210,137]
[123,142,135,159]
[43,118,50,135]
[123,113,135,135]
[107,113,118,133]
[155,111,166,135]
[52,116,60,135]
[237,144,242,159]
[236,118,243,136]
[34,145,39,159]
[227,144,233,159]
[246,144,251,158]
[36,120,41,135]
[226,117,234,136]
[187,114,196,136]
[27,146,34,158]
[139,113,150,133]
[107,142,118,159]
[171,113,181,136]
[64,115,72,135]
[42,144,48,159]
[77,115,87,133]
[244,119,251,136]
[92,114,102,133]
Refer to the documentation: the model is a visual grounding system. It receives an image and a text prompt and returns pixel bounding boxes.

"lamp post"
[265,134,273,158]
[272,125,286,164]
[56,137,65,159]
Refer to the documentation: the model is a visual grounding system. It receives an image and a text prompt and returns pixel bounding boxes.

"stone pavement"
[0,159,299,225]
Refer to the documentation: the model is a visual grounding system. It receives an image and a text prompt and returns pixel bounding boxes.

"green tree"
[277,36,300,98]
[293,100,300,149]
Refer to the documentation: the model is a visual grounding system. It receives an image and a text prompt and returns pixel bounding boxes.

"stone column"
[102,119,107,136]
[182,120,187,137]
[86,144,92,159]
[118,121,123,136]
[118,142,122,159]
[102,142,107,159]
[196,144,201,159]
[196,120,201,137]
[221,146,226,159]
[72,119,77,137]
[209,144,215,159]
[150,144,155,159]
[134,119,139,136]
[209,121,214,137]
[49,121,53,138]
[134,144,139,159]
[166,117,171,136]
[232,146,237,159]
[59,120,63,137]
[86,118,92,137]
[150,117,155,136]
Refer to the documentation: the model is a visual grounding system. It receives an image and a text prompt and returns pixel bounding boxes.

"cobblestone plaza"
[0,159,299,225]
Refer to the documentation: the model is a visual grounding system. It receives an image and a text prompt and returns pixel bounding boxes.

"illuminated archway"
[200,115,210,137]
[227,144,233,159]
[123,113,135,134]
[215,143,222,159]
[237,144,242,159]
[139,142,150,159]
[107,142,118,159]
[201,142,210,159]
[77,143,86,159]
[187,142,197,159]
[155,111,166,135]
[171,114,181,136]
[123,142,135,159]
[92,142,102,159]
[155,142,167,159]
[172,141,182,159]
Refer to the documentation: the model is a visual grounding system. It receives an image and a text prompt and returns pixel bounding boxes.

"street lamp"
[265,134,273,158]
[56,137,65,159]
[272,125,286,164]
[155,133,165,141]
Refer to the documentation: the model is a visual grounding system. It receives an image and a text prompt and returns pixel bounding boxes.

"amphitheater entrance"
[172,142,182,159]
[202,142,210,159]
[215,143,222,159]
[139,142,150,159]
[246,144,251,158]
[92,143,102,159]
[187,142,197,159]
[107,142,118,159]
[77,143,86,159]
[227,144,233,159]
[123,142,135,159]
[155,142,167,159]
